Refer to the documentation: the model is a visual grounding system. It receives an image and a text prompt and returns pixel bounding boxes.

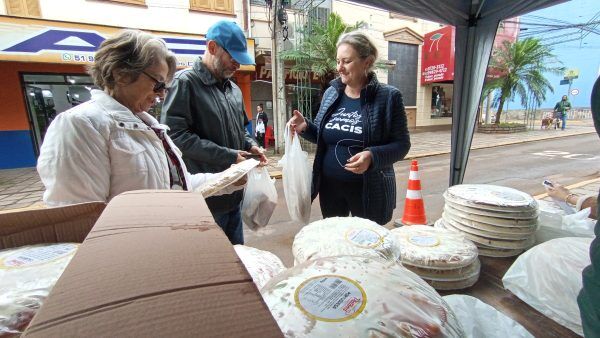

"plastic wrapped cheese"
[292,217,401,265]
[261,256,465,337]
[233,245,286,290]
[199,159,259,198]
[444,184,538,212]
[0,243,78,336]
[391,225,478,269]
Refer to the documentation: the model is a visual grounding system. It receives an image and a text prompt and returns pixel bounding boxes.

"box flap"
[23,190,282,337]
[0,202,106,249]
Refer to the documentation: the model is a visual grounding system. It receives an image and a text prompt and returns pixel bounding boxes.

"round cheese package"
[444,184,538,212]
[391,225,478,269]
[233,245,286,290]
[0,243,79,336]
[261,256,465,337]
[292,217,401,265]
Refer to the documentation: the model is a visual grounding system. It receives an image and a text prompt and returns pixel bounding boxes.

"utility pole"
[270,0,286,154]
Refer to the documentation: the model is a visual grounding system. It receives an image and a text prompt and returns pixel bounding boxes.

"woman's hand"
[288,110,307,134]
[249,145,269,166]
[545,180,570,201]
[345,151,372,174]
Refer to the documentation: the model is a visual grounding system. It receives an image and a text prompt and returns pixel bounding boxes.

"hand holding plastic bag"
[278,125,311,224]
[242,167,278,230]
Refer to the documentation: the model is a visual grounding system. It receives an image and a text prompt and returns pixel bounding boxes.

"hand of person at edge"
[236,150,252,163]
[249,145,269,166]
[345,151,373,174]
[288,110,307,134]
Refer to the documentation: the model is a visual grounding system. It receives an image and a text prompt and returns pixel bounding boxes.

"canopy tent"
[350,0,568,185]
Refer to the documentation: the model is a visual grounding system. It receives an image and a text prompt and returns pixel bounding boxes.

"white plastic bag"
[443,295,533,338]
[502,237,593,336]
[278,126,311,224]
[241,167,278,230]
[562,208,595,234]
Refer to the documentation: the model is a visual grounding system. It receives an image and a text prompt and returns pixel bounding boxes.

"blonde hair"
[88,29,176,90]
[337,31,378,71]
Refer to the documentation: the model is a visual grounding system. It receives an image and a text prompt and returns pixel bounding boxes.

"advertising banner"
[421,25,455,84]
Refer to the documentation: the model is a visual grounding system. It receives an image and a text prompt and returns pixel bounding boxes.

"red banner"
[421,26,455,84]
[255,65,320,85]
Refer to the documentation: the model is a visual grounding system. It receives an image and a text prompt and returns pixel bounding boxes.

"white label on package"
[408,235,440,247]
[345,228,382,248]
[295,275,367,322]
[1,244,78,268]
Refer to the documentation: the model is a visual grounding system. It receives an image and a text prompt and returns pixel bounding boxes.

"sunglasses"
[141,70,168,93]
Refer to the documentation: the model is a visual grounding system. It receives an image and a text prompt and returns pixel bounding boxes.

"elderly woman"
[287,31,410,225]
[37,29,242,206]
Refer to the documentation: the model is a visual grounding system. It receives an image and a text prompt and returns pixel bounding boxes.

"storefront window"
[22,73,96,153]
[430,84,453,118]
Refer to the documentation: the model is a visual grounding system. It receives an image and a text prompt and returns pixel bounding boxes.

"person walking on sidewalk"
[161,21,267,245]
[36,30,244,207]
[553,95,572,130]
[287,31,410,225]
[255,103,268,148]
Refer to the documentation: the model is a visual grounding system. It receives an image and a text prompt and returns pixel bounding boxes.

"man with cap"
[162,21,267,245]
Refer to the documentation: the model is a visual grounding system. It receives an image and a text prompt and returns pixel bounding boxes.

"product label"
[294,275,367,322]
[1,244,77,268]
[408,235,440,247]
[345,228,383,248]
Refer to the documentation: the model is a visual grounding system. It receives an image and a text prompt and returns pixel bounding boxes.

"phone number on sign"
[62,53,95,63]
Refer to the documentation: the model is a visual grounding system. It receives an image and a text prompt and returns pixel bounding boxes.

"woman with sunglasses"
[37,29,244,206]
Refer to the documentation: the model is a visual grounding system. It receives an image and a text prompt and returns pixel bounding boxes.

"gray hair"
[88,29,177,90]
[337,31,378,71]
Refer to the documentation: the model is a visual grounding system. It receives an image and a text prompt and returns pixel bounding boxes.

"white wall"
[37,0,245,35]
[0,0,7,15]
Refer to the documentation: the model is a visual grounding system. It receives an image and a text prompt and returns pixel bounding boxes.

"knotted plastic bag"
[241,167,278,230]
[278,126,311,224]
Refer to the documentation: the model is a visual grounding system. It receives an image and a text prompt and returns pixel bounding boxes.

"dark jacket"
[300,74,410,224]
[161,58,257,213]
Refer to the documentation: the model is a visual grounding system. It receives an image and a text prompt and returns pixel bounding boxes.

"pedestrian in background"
[37,30,243,206]
[255,103,268,148]
[554,95,572,130]
[162,21,267,245]
[287,31,411,225]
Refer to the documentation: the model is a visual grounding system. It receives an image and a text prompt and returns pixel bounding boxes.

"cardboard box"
[18,190,282,337]
[0,201,106,250]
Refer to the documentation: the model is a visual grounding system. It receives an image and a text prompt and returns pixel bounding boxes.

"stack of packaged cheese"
[391,225,480,290]
[436,184,538,257]
[261,255,465,337]
[292,217,401,265]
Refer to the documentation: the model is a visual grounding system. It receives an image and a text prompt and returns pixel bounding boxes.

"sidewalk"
[0,120,596,212]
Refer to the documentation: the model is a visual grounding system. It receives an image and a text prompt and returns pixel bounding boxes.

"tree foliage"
[485,38,563,124]
[280,13,364,88]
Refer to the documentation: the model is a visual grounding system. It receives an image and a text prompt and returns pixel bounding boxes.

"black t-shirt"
[321,93,364,181]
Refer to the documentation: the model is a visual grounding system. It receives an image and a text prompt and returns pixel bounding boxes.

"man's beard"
[213,56,235,80]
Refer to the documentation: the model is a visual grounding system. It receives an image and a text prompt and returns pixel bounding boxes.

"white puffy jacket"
[37,90,239,206]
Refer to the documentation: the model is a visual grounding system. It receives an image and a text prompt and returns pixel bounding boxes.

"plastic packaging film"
[292,217,401,266]
[261,256,466,337]
[233,245,286,290]
[502,237,593,336]
[445,184,538,211]
[199,159,259,198]
[0,243,79,336]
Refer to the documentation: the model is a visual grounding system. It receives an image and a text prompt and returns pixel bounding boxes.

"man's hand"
[249,145,269,166]
[345,151,372,174]
[236,150,252,163]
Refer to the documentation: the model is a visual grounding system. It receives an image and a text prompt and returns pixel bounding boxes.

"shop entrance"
[21,73,95,154]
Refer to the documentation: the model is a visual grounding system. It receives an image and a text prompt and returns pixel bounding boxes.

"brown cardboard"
[22,190,282,337]
[0,202,106,249]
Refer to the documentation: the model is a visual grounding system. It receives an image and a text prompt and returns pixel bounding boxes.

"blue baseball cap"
[206,21,255,65]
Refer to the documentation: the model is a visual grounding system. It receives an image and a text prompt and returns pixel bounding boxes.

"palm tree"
[485,38,563,124]
[281,13,364,90]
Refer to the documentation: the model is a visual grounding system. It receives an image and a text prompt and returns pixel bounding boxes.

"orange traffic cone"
[401,160,427,225]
